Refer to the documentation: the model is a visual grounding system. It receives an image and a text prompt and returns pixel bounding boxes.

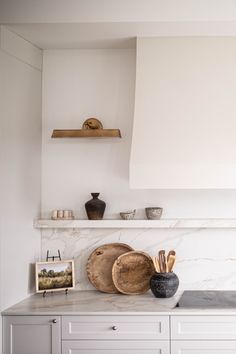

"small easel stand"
[43,250,69,297]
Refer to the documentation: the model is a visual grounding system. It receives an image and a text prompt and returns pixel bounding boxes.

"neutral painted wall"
[42,48,236,220]
[42,49,137,219]
[2,0,236,23]
[0,27,42,351]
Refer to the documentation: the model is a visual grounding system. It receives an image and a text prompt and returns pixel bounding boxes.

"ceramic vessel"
[85,193,106,220]
[120,210,136,220]
[145,207,163,220]
[150,272,179,298]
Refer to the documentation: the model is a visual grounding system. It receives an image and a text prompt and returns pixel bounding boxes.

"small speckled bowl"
[145,207,163,220]
[120,210,136,220]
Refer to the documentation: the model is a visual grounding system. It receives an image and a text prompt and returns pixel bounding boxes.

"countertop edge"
[4,309,236,316]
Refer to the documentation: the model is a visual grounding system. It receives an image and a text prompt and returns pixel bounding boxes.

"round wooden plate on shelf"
[112,251,155,295]
[86,243,134,294]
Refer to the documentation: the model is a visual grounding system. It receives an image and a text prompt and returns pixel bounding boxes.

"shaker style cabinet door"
[171,340,236,354]
[171,315,236,340]
[3,315,61,354]
[62,340,170,354]
[62,315,169,340]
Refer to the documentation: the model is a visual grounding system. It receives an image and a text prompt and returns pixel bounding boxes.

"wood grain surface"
[86,243,133,293]
[112,251,155,295]
[51,129,121,138]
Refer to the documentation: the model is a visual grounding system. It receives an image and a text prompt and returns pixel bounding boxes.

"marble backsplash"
[41,228,236,291]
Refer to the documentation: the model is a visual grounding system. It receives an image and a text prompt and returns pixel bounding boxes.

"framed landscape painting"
[35,260,75,293]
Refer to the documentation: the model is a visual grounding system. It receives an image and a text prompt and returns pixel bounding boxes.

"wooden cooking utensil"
[163,252,167,273]
[165,258,169,273]
[167,254,176,272]
[152,256,160,273]
[155,256,160,273]
[158,250,163,273]
[152,257,157,272]
[167,250,176,262]
[158,250,167,273]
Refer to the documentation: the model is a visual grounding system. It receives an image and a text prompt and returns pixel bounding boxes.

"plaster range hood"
[130,37,236,189]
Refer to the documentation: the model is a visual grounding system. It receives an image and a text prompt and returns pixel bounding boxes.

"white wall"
[42,49,137,219]
[0,27,42,351]
[42,48,236,220]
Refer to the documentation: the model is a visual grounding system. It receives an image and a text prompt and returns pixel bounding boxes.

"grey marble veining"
[41,227,236,292]
[2,290,178,315]
[4,290,236,316]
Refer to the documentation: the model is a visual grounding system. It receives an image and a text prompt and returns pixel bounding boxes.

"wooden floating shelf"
[34,219,236,229]
[51,129,121,138]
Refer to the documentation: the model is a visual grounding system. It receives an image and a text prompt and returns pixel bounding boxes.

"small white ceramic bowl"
[120,209,136,220]
[145,207,163,220]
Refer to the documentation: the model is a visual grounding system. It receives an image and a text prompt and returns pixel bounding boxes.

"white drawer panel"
[62,340,170,354]
[171,316,236,340]
[62,315,169,340]
[172,340,236,354]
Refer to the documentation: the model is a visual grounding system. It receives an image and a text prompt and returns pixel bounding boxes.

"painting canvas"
[35,260,75,293]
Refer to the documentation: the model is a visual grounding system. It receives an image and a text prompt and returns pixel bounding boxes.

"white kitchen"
[2,1,236,353]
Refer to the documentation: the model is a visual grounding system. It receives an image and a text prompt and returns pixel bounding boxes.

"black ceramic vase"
[85,193,106,220]
[150,272,179,298]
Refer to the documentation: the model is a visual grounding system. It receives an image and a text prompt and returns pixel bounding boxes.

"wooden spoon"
[163,252,167,273]
[167,250,176,262]
[167,254,176,272]
[159,250,166,273]
[152,257,157,272]
[155,256,160,272]
[152,256,160,272]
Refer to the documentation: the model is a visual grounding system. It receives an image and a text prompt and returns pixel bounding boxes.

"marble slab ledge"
[34,219,236,229]
[4,290,236,316]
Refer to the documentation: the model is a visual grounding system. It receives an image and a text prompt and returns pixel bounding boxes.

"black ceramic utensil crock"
[150,272,179,298]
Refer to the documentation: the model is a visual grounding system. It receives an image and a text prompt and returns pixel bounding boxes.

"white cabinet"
[3,315,61,354]
[3,314,169,354]
[62,315,169,340]
[5,313,236,354]
[62,340,170,354]
[62,315,170,354]
[171,341,236,353]
[171,315,236,354]
[171,315,236,340]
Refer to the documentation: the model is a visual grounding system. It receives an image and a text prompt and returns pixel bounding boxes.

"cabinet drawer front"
[62,340,170,354]
[171,316,236,340]
[62,315,169,340]
[172,340,236,353]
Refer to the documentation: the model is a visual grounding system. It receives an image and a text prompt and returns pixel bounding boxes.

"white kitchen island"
[3,290,236,354]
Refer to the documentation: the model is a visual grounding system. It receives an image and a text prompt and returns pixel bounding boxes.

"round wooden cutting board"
[112,251,155,295]
[86,243,133,294]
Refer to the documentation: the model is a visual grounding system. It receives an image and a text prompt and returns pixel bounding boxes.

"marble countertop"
[3,290,236,316]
